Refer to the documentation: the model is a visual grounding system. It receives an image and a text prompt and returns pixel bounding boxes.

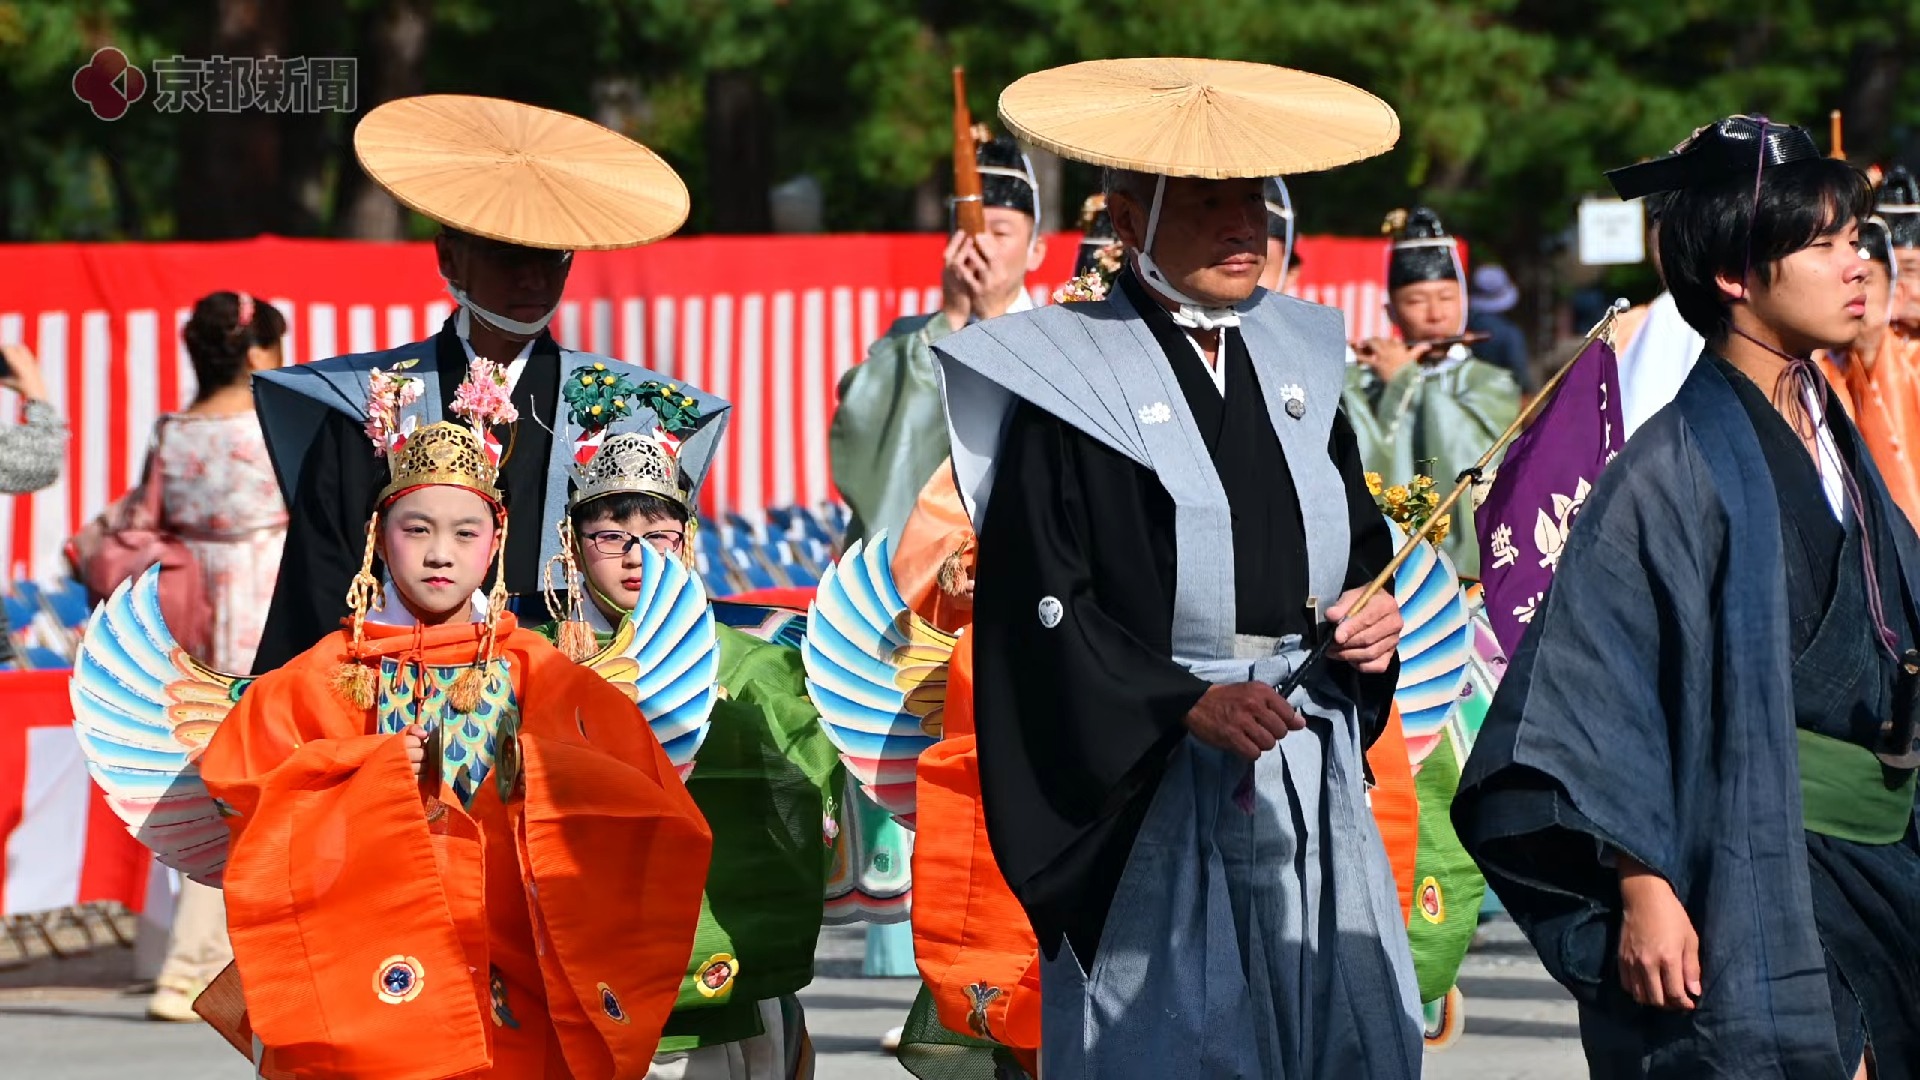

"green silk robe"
[1343,354,1521,577]
[831,313,958,550]
[535,619,845,1051]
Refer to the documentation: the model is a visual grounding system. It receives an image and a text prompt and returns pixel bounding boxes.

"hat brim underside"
[355,95,691,251]
[999,58,1400,179]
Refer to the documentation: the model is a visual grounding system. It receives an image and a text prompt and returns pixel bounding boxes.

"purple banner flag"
[1477,336,1625,656]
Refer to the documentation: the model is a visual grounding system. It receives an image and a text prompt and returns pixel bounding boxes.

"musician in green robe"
[830,136,1046,549]
[1345,208,1521,575]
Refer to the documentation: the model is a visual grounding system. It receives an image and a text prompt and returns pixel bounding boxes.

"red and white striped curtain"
[0,670,152,915]
[0,234,1398,582]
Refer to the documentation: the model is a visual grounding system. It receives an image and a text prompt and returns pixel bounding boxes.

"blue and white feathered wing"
[802,532,956,828]
[1389,517,1474,742]
[70,565,248,887]
[585,540,721,777]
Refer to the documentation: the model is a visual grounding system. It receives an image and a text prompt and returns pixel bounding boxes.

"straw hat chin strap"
[1135,175,1243,332]
[444,276,561,337]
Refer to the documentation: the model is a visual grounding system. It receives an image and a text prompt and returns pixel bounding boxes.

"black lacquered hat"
[1877,166,1920,249]
[1607,116,1820,201]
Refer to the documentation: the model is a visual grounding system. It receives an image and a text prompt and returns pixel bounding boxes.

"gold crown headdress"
[364,358,515,504]
[543,364,702,659]
[572,431,692,509]
[334,358,521,709]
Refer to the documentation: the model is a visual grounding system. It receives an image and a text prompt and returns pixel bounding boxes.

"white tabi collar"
[367,578,491,627]
[969,286,1036,325]
[584,591,621,634]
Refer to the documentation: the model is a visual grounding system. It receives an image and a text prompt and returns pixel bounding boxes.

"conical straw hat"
[999,58,1399,179]
[354,94,690,251]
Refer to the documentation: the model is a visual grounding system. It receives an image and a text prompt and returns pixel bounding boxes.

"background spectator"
[1467,264,1534,393]
[0,343,69,664]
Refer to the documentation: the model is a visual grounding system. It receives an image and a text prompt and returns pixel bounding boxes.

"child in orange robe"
[888,462,1042,1077]
[199,360,712,1079]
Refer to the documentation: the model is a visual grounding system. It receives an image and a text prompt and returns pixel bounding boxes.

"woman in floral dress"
[144,291,289,1021]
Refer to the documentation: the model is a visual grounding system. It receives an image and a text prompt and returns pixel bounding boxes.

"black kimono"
[970,273,1397,964]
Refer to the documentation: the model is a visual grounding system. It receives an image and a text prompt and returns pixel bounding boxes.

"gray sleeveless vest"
[935,284,1350,654]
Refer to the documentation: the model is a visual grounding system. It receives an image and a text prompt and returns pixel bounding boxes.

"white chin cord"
[1135,175,1244,332]
[445,278,560,338]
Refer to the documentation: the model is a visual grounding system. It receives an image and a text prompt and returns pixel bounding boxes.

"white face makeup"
[377,485,499,625]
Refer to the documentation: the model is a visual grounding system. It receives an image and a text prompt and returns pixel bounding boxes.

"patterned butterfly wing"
[803,532,955,827]
[1450,583,1506,754]
[585,542,721,778]
[70,565,249,886]
[1387,517,1474,768]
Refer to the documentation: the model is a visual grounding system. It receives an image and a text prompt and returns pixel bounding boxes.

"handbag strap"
[134,415,177,524]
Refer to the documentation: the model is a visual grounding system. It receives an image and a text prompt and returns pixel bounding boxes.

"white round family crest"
[1037,596,1064,629]
[1280,383,1307,419]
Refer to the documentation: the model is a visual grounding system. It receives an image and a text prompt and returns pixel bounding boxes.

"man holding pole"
[830,128,1046,552]
[935,58,1421,1077]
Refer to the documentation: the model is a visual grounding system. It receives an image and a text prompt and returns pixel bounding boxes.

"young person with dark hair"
[196,361,712,1077]
[535,386,842,1080]
[1455,116,1920,1078]
[1818,173,1920,525]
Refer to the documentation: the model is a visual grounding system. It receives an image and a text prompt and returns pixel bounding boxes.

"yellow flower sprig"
[1367,471,1451,546]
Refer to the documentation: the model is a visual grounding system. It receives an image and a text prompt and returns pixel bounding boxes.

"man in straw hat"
[831,133,1047,553]
[1455,116,1920,1078]
[252,94,729,675]
[934,58,1422,1077]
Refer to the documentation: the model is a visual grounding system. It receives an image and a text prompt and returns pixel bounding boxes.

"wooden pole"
[1276,299,1629,697]
[951,68,986,236]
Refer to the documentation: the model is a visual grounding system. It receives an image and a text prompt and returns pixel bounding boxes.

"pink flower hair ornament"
[363,361,426,457]
[450,358,520,431]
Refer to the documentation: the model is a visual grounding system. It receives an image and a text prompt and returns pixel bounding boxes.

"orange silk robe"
[1819,331,1920,525]
[895,463,1040,1069]
[200,615,713,1079]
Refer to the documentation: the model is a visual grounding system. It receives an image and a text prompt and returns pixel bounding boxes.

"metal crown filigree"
[571,432,691,512]
[376,421,503,506]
